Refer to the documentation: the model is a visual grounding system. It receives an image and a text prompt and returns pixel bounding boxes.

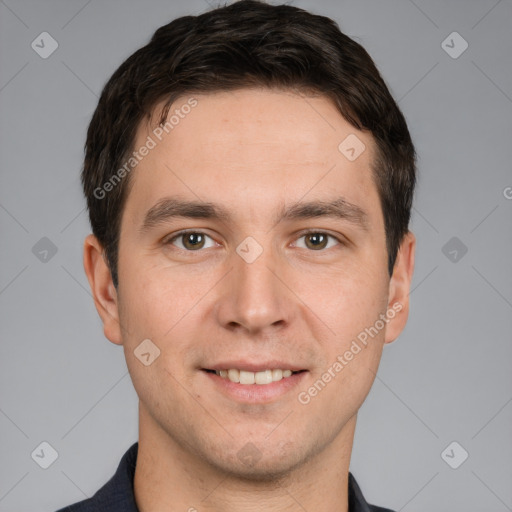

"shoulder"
[53,442,139,512]
[53,476,131,512]
[348,472,396,512]
[368,506,396,512]
[54,498,95,512]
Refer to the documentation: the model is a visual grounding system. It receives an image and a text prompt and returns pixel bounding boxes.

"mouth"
[200,365,308,403]
[202,368,306,385]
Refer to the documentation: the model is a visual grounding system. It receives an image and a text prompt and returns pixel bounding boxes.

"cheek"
[118,260,192,336]
[297,263,388,343]
[118,267,209,372]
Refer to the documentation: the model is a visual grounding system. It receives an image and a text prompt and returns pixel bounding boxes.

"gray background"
[0,0,511,511]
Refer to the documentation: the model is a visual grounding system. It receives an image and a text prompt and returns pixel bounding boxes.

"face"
[85,88,414,479]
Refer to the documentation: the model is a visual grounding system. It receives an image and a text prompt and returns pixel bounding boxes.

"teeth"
[228,369,240,383]
[214,368,298,385]
[272,369,283,381]
[255,369,272,385]
[240,370,255,385]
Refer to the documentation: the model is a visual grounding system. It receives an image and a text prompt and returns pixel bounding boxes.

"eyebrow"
[139,196,370,234]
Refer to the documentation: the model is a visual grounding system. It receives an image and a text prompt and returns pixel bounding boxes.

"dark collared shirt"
[55,442,395,512]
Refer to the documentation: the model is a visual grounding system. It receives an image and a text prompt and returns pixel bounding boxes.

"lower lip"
[201,370,308,403]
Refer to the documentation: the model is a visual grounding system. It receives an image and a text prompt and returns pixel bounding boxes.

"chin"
[204,440,313,483]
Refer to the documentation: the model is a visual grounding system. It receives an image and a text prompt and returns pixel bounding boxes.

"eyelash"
[164,229,344,252]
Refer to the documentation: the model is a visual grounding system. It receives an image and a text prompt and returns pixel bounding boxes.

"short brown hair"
[82,0,416,288]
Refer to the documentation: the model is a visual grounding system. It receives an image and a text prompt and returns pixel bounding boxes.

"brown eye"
[182,233,205,250]
[304,233,328,250]
[168,231,216,251]
[294,232,341,251]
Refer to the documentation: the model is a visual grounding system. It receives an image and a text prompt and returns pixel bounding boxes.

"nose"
[214,243,293,335]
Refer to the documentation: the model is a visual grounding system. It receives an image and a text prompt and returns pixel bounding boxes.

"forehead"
[146,88,373,165]
[125,88,381,228]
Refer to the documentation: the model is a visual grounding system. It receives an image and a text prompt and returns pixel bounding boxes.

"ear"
[384,230,416,344]
[83,234,123,345]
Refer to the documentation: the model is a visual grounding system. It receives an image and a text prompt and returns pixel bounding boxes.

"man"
[57,1,416,510]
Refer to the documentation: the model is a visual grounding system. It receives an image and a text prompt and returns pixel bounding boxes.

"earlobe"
[384,231,416,344]
[83,234,123,345]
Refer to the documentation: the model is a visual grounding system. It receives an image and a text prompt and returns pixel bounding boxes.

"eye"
[166,231,217,251]
[293,231,342,251]
[164,230,343,252]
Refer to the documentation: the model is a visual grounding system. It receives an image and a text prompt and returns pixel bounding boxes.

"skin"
[84,87,415,512]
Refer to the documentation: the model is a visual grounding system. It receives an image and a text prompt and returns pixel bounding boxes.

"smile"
[214,368,299,385]
[201,366,308,403]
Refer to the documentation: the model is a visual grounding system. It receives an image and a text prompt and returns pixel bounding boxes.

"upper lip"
[203,361,307,372]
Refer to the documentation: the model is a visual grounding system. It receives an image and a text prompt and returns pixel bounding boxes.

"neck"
[134,404,356,512]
